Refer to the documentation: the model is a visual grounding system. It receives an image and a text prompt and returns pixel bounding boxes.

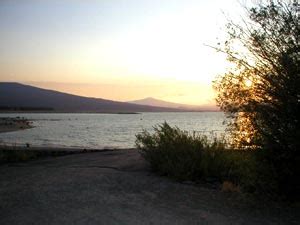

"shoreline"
[0,110,220,114]
[0,126,33,134]
[0,145,137,164]
[0,117,33,134]
[0,145,136,152]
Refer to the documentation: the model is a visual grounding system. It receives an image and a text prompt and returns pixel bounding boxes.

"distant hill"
[128,97,219,111]
[0,83,188,113]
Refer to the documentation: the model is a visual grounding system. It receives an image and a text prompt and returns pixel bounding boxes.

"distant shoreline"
[0,110,219,114]
[0,111,141,114]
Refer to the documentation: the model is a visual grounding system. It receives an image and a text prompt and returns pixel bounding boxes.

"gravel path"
[0,149,299,225]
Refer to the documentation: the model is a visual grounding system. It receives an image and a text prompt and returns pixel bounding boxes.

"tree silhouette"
[213,1,299,195]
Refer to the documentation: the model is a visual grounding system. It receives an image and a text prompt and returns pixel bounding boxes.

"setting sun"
[244,79,252,88]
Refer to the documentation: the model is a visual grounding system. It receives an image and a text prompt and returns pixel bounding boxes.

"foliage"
[136,122,259,191]
[213,1,299,197]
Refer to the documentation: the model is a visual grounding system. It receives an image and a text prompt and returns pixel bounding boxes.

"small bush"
[136,122,258,191]
[136,123,289,199]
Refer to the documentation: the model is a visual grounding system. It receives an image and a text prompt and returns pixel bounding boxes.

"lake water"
[0,112,227,149]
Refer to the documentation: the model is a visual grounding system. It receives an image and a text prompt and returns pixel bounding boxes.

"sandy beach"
[0,148,299,225]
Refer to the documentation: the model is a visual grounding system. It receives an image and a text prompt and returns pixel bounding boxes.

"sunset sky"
[0,0,247,105]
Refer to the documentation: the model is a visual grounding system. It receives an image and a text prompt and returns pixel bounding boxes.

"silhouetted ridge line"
[0,82,189,113]
[129,97,219,111]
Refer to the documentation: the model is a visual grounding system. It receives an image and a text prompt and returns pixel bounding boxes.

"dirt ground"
[0,149,299,225]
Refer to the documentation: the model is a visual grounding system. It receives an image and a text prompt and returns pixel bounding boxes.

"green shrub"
[136,123,288,198]
[136,122,259,191]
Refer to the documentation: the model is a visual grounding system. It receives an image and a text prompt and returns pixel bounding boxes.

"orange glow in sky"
[0,0,246,105]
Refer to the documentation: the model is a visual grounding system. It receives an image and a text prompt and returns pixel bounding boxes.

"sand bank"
[0,117,33,133]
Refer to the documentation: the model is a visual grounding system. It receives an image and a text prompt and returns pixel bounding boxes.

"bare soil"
[0,149,299,225]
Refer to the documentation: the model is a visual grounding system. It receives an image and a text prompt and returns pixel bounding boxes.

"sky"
[0,0,247,105]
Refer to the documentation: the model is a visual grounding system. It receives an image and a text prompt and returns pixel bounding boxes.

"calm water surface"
[0,112,227,149]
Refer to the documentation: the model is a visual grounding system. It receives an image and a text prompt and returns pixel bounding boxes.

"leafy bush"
[136,122,259,191]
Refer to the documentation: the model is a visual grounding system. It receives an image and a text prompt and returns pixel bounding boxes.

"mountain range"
[0,83,218,113]
[129,97,218,111]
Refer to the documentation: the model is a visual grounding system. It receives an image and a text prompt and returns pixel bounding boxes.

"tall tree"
[213,0,299,195]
